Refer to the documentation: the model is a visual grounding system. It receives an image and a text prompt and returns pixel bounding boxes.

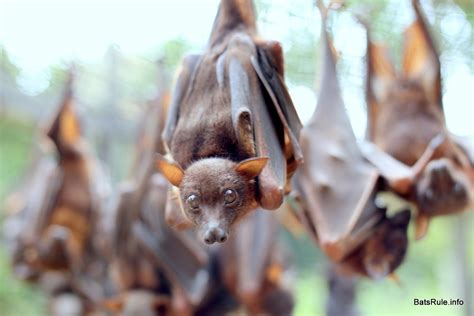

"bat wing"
[252,41,303,173]
[230,40,302,210]
[133,174,210,305]
[359,134,447,194]
[295,12,382,262]
[227,51,285,210]
[162,54,201,153]
[235,209,277,295]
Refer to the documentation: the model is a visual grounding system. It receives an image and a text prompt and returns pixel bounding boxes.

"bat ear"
[235,157,269,179]
[47,69,81,154]
[402,0,441,106]
[367,41,396,104]
[102,296,124,312]
[414,213,430,240]
[156,154,184,187]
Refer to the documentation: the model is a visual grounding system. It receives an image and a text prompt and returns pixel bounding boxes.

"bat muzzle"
[203,226,229,244]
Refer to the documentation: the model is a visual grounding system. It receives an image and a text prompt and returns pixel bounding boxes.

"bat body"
[292,2,410,281]
[364,0,474,239]
[157,0,302,244]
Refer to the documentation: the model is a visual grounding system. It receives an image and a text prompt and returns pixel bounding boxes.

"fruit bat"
[5,70,109,309]
[292,1,410,280]
[363,0,474,239]
[217,209,294,315]
[156,0,302,244]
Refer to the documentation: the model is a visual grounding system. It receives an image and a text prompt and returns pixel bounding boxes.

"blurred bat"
[292,1,411,281]
[294,2,382,263]
[5,70,110,312]
[363,0,474,239]
[156,0,302,244]
[335,209,411,280]
[217,209,294,315]
[108,80,212,316]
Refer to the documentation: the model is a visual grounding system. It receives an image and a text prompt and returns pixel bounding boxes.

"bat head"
[157,155,268,244]
[416,158,471,214]
[362,209,410,280]
[413,157,472,239]
[102,290,170,316]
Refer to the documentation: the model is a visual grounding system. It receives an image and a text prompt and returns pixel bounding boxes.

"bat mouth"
[202,226,229,244]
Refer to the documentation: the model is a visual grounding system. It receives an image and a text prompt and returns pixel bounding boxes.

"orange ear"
[102,296,124,312]
[235,157,269,179]
[156,154,184,187]
[368,42,396,103]
[402,0,441,106]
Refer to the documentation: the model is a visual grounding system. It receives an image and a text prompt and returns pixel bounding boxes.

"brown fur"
[337,210,410,279]
[365,0,473,238]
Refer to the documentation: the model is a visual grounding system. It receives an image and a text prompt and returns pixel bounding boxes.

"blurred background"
[0,0,472,315]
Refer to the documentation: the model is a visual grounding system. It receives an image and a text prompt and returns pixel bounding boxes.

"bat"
[363,0,474,239]
[5,71,110,312]
[217,209,294,315]
[292,1,411,280]
[156,0,302,244]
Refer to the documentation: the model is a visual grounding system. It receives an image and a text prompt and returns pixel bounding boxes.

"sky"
[0,0,473,137]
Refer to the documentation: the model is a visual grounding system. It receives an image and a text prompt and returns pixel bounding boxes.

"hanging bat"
[5,70,110,313]
[362,0,474,239]
[156,0,302,244]
[217,209,294,315]
[292,1,410,280]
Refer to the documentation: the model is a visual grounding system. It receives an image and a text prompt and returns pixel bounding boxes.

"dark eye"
[223,189,237,204]
[186,194,200,212]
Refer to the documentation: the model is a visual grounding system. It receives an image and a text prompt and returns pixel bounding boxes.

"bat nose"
[203,227,228,244]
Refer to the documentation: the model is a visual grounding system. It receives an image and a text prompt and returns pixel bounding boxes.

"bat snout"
[203,226,229,244]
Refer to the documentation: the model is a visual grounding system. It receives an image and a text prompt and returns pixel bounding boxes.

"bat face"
[415,158,471,215]
[334,209,410,280]
[361,210,410,280]
[157,156,268,244]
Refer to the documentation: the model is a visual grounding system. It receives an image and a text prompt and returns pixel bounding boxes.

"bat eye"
[223,189,237,204]
[187,194,200,212]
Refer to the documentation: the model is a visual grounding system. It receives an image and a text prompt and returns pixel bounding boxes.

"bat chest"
[375,108,444,166]
[171,112,249,167]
